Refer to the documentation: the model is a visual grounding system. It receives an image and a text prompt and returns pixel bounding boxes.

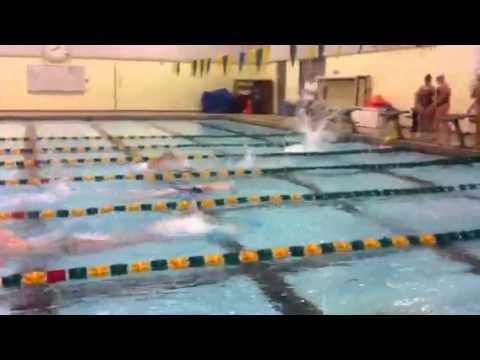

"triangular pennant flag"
[318,45,324,57]
[262,45,271,64]
[247,48,256,65]
[256,47,263,71]
[290,45,297,66]
[307,45,318,59]
[336,45,343,57]
[199,59,205,77]
[222,55,228,75]
[239,52,245,72]
[172,62,181,76]
[191,60,197,76]
[206,58,211,74]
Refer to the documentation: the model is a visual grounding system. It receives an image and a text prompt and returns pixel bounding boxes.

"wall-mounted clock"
[43,45,69,63]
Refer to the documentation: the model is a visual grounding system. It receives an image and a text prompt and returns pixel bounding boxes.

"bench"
[378,108,411,140]
[437,113,477,148]
[326,108,362,134]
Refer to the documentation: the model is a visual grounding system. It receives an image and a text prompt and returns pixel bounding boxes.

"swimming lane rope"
[0,153,478,187]
[0,151,478,174]
[2,228,479,289]
[0,141,300,155]
[0,182,478,221]
[0,146,412,171]
[0,133,297,142]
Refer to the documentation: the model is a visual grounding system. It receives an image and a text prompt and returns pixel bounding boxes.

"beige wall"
[0,56,277,111]
[285,61,300,103]
[0,57,115,110]
[325,45,477,113]
[0,45,236,61]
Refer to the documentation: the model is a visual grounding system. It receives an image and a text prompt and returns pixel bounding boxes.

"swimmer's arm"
[119,188,178,201]
[151,188,178,197]
[197,182,233,192]
[51,233,158,255]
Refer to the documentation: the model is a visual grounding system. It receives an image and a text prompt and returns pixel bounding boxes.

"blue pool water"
[0,119,479,315]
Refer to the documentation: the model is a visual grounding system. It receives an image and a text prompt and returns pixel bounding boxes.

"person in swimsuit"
[468,73,480,116]
[124,182,234,201]
[434,74,452,145]
[413,74,436,134]
[147,150,188,171]
[0,228,156,264]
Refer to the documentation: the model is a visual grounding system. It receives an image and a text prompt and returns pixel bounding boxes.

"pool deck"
[0,111,478,157]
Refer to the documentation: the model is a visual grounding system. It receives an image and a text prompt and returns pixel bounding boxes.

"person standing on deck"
[413,74,435,136]
[434,74,452,145]
[468,72,480,147]
[468,72,480,115]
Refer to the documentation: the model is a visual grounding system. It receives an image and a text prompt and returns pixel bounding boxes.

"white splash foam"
[72,232,112,242]
[147,214,216,237]
[131,162,148,173]
[236,147,256,169]
[147,214,235,237]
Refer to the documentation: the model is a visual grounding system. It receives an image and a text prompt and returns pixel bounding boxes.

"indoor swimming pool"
[0,118,480,315]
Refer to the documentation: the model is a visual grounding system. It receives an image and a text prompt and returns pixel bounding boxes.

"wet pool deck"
[0,111,478,157]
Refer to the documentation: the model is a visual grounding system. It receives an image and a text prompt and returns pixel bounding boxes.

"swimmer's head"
[191,187,203,194]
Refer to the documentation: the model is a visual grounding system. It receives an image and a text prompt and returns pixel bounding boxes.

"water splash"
[147,213,236,238]
[236,146,256,169]
[0,181,72,209]
[286,105,337,153]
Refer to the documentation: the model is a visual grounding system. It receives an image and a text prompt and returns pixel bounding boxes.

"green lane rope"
[3,228,479,289]
[0,147,417,169]
[0,148,410,174]
[1,182,479,221]
[0,133,297,142]
[0,141,301,155]
[0,153,476,187]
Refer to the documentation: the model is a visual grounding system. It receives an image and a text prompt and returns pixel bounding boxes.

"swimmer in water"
[131,150,191,174]
[124,181,234,201]
[0,213,234,266]
[147,150,188,171]
[0,228,155,264]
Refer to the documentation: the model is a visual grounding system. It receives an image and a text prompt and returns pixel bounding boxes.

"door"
[299,58,325,90]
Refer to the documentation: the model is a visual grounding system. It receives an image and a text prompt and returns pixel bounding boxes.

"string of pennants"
[172,45,426,76]
[172,45,323,77]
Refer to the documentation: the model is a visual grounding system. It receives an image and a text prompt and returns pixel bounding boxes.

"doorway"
[299,57,325,89]
[276,61,286,115]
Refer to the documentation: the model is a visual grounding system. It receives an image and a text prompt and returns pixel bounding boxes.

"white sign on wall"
[27,64,86,93]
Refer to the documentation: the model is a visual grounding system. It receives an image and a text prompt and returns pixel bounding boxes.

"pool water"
[0,119,479,315]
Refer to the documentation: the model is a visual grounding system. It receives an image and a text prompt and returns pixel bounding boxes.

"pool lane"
[86,121,323,315]
[1,119,480,315]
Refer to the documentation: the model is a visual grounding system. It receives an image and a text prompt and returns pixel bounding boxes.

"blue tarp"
[201,88,239,113]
